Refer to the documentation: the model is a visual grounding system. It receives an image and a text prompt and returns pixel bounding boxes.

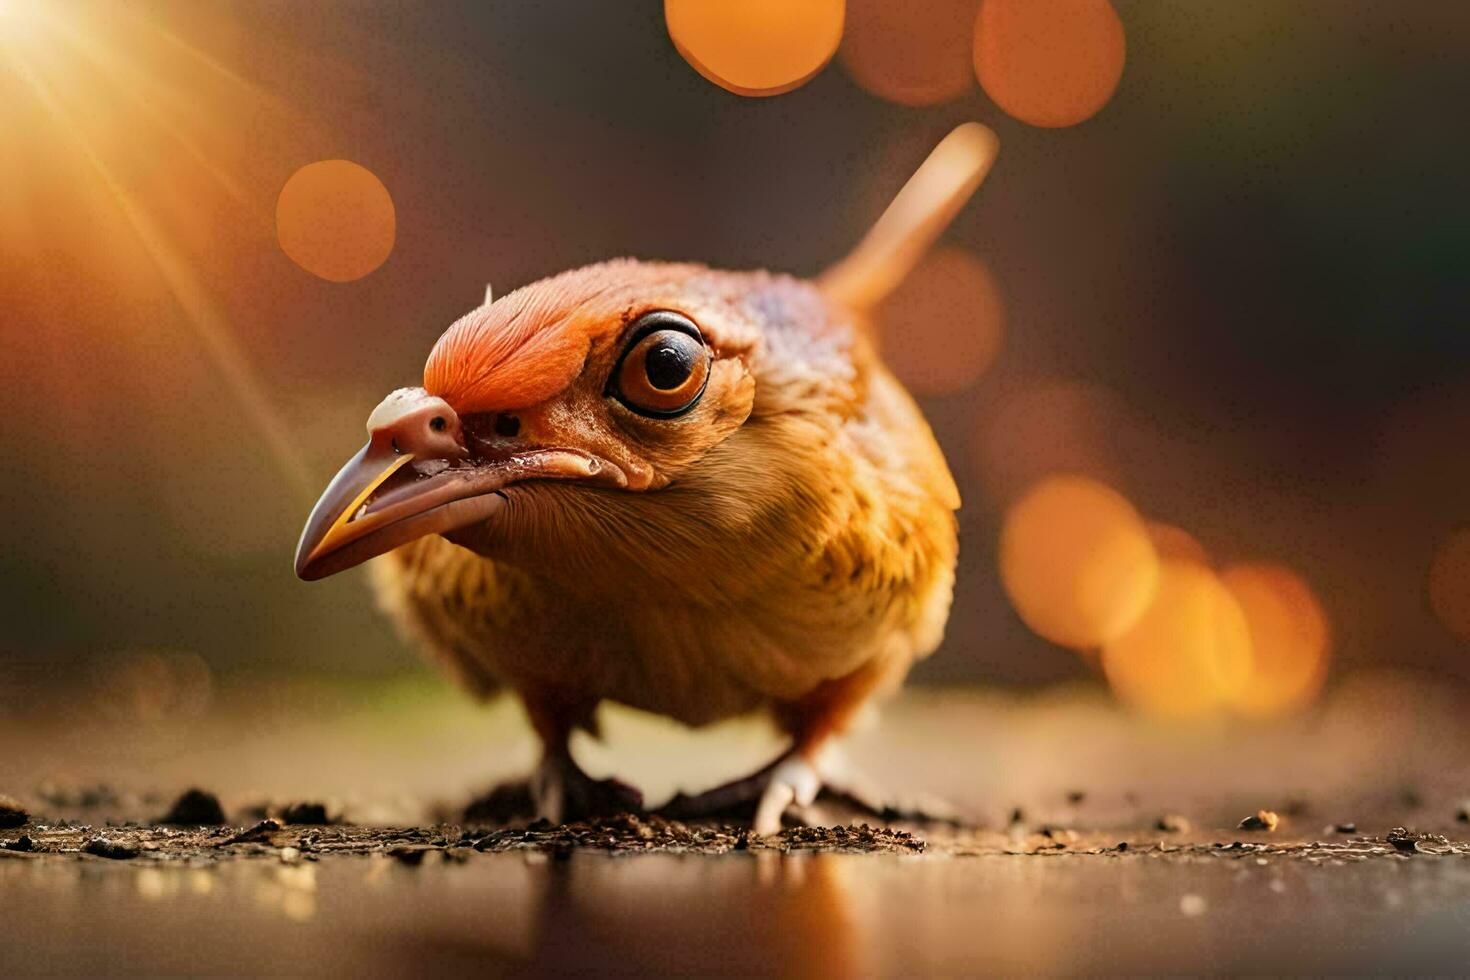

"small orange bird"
[297,124,998,832]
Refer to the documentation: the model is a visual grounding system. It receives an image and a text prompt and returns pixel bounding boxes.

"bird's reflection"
[510,851,868,978]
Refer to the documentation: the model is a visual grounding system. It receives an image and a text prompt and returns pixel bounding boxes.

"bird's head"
[295,259,856,585]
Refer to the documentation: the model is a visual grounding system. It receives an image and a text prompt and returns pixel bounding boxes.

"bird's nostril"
[493,413,521,438]
[429,416,446,433]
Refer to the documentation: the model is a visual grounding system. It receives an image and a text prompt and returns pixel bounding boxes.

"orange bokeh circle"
[1102,559,1253,721]
[973,0,1126,128]
[878,247,1004,396]
[665,0,845,97]
[1221,562,1331,718]
[1000,474,1159,649]
[840,0,978,107]
[276,160,395,283]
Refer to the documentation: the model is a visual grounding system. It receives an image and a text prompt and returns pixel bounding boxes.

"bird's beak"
[294,387,612,581]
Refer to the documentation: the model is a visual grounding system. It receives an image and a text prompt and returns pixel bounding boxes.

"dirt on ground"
[3,782,1468,865]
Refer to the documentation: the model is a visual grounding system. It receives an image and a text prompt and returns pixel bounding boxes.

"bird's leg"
[749,655,911,834]
[523,695,643,824]
[662,657,911,833]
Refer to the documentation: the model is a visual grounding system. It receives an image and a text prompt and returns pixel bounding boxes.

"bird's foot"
[659,745,961,833]
[752,754,823,835]
[533,750,643,825]
[659,745,834,834]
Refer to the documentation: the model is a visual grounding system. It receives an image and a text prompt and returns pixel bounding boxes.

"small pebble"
[1329,822,1356,835]
[3,835,34,852]
[1385,827,1446,855]
[0,795,29,829]
[83,837,139,860]
[160,789,226,826]
[280,802,333,826]
[1239,810,1280,832]
[224,818,283,845]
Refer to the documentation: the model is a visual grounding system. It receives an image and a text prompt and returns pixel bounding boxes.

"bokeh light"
[840,0,977,107]
[877,247,1004,396]
[1101,560,1253,721]
[1147,522,1209,565]
[1221,562,1330,718]
[276,160,395,282]
[664,0,845,97]
[1000,475,1160,649]
[1429,528,1470,643]
[973,0,1126,128]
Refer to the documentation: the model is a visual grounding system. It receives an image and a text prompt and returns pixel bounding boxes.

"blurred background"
[1,0,1468,775]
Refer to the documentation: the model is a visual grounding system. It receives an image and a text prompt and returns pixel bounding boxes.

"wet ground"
[5,814,1470,975]
[5,670,1470,974]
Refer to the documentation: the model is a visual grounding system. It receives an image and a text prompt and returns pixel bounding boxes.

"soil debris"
[1386,827,1449,855]
[160,788,226,826]
[0,795,29,829]
[473,813,741,854]
[467,812,925,855]
[780,823,924,854]
[279,802,334,826]
[1329,822,1357,835]
[1457,803,1469,824]
[4,814,1468,864]
[1239,810,1280,832]
[83,837,138,860]
[223,819,284,845]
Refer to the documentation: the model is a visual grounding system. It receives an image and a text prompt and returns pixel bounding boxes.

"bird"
[296,123,999,833]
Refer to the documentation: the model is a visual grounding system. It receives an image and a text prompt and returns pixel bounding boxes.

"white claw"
[753,755,822,836]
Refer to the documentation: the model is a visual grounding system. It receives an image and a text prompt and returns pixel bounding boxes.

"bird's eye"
[610,312,710,418]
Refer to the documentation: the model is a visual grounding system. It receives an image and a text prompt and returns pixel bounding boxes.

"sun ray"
[122,7,263,99]
[41,13,253,207]
[8,53,315,503]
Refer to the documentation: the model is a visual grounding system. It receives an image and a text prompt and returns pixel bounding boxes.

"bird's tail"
[818,122,999,314]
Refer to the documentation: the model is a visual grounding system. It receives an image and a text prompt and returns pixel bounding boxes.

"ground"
[3,670,1470,973]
